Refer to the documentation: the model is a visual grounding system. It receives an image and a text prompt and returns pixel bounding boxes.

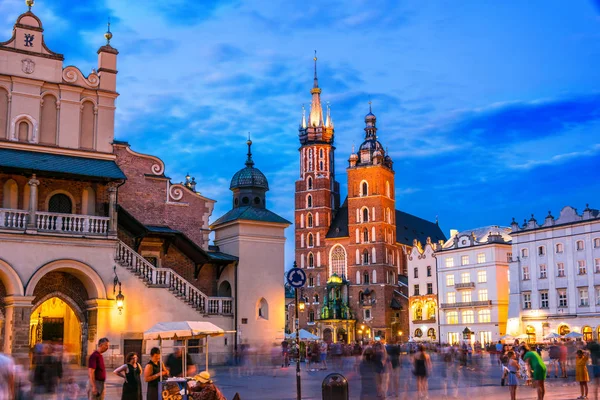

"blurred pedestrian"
[386,342,401,398]
[165,347,195,377]
[0,353,15,400]
[522,344,547,400]
[576,349,590,400]
[144,347,169,400]
[413,345,431,400]
[548,342,560,378]
[114,352,142,400]
[559,342,568,378]
[359,348,378,400]
[588,340,600,400]
[504,351,520,400]
[88,337,109,400]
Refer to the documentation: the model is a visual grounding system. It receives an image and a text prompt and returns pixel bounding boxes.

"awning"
[144,321,226,340]
[0,148,126,181]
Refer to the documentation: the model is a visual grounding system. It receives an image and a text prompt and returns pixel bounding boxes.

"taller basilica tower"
[295,55,340,270]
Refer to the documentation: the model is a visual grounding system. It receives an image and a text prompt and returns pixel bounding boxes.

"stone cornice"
[0,139,116,160]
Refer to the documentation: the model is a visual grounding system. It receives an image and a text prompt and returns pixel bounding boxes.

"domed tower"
[295,53,340,271]
[346,104,397,334]
[212,140,291,348]
[230,138,269,209]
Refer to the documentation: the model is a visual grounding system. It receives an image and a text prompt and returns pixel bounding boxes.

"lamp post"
[113,266,125,314]
[294,286,305,400]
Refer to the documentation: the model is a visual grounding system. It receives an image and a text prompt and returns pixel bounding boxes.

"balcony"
[360,298,377,306]
[454,282,475,290]
[440,300,492,309]
[412,318,436,324]
[1,208,112,236]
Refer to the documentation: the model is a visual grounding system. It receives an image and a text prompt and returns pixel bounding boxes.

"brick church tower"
[294,55,340,271]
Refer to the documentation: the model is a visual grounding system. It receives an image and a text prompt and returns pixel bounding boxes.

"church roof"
[211,205,291,227]
[325,197,446,245]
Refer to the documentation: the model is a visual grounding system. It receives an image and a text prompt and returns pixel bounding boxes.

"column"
[3,296,35,364]
[26,174,39,231]
[108,186,117,235]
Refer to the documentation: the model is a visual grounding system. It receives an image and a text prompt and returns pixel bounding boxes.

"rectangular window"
[308,276,314,287]
[477,270,487,283]
[558,290,568,307]
[580,288,589,306]
[595,238,600,248]
[461,272,470,284]
[462,310,474,324]
[521,248,528,258]
[477,253,486,264]
[445,257,454,268]
[414,267,418,279]
[478,309,491,323]
[426,266,432,277]
[523,293,531,309]
[427,283,433,295]
[538,246,545,256]
[461,255,469,266]
[478,289,488,301]
[413,285,420,296]
[596,259,600,274]
[462,291,472,303]
[522,266,530,280]
[447,292,456,304]
[540,292,549,308]
[539,264,547,279]
[557,262,565,277]
[507,253,512,263]
[596,287,600,306]
[364,309,371,320]
[577,241,584,251]
[556,243,564,253]
[447,311,458,325]
[579,260,587,275]
[446,274,455,286]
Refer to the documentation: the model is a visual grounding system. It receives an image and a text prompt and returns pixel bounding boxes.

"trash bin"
[322,373,348,400]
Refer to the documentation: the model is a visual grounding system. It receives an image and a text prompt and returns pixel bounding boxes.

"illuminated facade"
[408,238,440,342]
[437,226,511,345]
[293,57,445,343]
[508,205,600,342]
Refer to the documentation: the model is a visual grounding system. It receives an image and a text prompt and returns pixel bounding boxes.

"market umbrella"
[285,329,319,340]
[564,331,583,339]
[499,334,514,341]
[515,334,529,340]
[544,332,562,340]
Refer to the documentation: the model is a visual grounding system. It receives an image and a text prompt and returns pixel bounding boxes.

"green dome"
[229,166,269,190]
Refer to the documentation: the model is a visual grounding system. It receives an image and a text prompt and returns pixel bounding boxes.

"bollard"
[322,373,349,400]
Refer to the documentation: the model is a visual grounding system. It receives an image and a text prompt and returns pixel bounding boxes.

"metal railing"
[454,282,475,289]
[115,240,233,316]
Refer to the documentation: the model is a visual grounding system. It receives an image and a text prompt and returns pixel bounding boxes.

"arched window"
[371,226,376,242]
[307,177,313,190]
[80,101,95,149]
[82,187,96,215]
[361,181,368,197]
[308,309,315,323]
[427,266,432,277]
[308,149,313,171]
[577,240,584,251]
[257,298,269,319]
[372,270,377,284]
[314,294,319,303]
[48,193,72,214]
[40,94,58,145]
[556,243,563,253]
[355,228,360,243]
[386,208,391,224]
[362,208,369,223]
[386,181,391,198]
[0,88,8,139]
[218,281,232,297]
[308,252,314,268]
[307,195,312,208]
[363,271,370,285]
[521,248,528,258]
[307,213,313,228]
[307,233,314,248]
[18,120,29,142]
[583,326,593,342]
[363,228,369,243]
[414,306,423,321]
[356,271,361,284]
[330,245,347,277]
[319,148,324,158]
[362,250,369,265]
[2,179,18,209]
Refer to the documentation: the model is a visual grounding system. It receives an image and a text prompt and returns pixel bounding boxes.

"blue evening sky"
[2,0,600,267]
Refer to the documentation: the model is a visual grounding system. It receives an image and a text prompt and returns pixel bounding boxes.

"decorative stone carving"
[62,66,100,88]
[168,183,184,201]
[21,58,35,74]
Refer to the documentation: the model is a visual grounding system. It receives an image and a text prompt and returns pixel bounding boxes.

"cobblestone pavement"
[38,357,592,399]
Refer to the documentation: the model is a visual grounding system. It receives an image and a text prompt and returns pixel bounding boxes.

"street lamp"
[113,266,125,315]
[298,296,306,312]
[398,330,403,343]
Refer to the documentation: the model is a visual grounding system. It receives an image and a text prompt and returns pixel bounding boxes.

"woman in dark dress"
[114,352,143,400]
[413,344,432,400]
[143,347,169,400]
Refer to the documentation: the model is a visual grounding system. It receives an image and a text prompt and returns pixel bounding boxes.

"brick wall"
[32,271,89,316]
[114,144,212,248]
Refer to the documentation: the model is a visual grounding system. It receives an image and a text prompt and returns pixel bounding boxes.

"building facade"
[407,238,440,342]
[0,5,288,365]
[294,59,445,343]
[437,226,511,345]
[507,205,600,342]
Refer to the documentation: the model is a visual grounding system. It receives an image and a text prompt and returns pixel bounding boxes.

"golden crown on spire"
[26,0,34,11]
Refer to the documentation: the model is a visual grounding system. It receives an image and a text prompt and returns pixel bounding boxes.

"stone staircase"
[115,240,233,316]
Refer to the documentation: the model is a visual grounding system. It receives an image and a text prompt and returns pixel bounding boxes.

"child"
[505,351,520,400]
[576,349,590,399]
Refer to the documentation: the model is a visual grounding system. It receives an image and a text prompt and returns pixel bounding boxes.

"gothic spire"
[308,51,324,127]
